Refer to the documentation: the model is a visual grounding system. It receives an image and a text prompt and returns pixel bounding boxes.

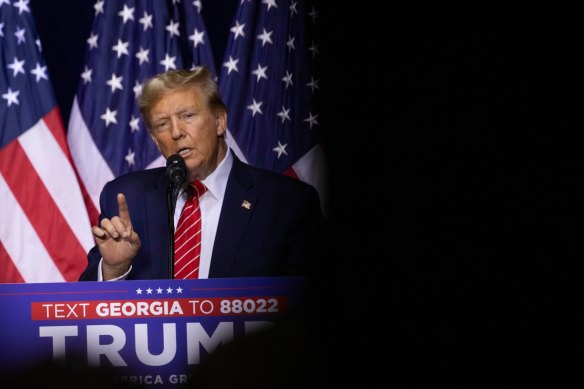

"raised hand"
[92,193,141,280]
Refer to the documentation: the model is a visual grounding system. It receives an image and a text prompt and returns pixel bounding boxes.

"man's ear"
[216,111,227,136]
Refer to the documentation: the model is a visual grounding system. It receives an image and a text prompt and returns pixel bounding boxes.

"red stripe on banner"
[0,141,87,281]
[43,108,99,226]
[0,241,24,283]
[30,296,289,320]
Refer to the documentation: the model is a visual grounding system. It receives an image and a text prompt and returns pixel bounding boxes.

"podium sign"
[0,277,309,386]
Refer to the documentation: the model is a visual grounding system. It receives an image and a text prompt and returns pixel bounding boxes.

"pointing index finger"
[117,193,131,225]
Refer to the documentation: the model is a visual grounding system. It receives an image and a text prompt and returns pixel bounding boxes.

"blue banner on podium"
[0,277,310,387]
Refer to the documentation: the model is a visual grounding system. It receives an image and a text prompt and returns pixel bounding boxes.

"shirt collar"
[200,147,232,202]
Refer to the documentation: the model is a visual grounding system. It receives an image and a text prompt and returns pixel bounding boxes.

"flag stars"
[106,73,124,93]
[308,41,319,58]
[223,56,239,74]
[309,6,319,22]
[112,39,129,58]
[101,107,118,127]
[35,38,42,51]
[129,116,140,132]
[247,99,263,117]
[14,26,26,44]
[304,112,319,129]
[0,22,4,37]
[13,0,30,14]
[166,20,180,37]
[0,0,9,7]
[133,80,143,99]
[139,11,153,31]
[7,57,25,77]
[193,1,202,13]
[176,287,183,294]
[289,1,298,15]
[286,35,295,52]
[30,63,48,82]
[189,28,205,47]
[156,287,163,294]
[166,287,174,294]
[125,149,136,166]
[146,288,153,294]
[81,66,92,84]
[272,141,288,158]
[230,20,245,40]
[135,46,150,64]
[282,71,293,88]
[277,106,291,123]
[262,0,277,11]
[118,4,135,23]
[257,28,273,46]
[94,0,104,15]
[87,33,98,49]
[136,288,143,295]
[2,88,20,107]
[252,64,268,82]
[307,76,319,92]
[160,54,177,71]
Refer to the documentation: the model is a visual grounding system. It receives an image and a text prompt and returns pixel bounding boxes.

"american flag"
[69,0,326,221]
[67,0,216,224]
[0,0,93,283]
[219,0,327,213]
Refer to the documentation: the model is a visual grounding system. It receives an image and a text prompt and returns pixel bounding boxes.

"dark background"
[30,1,581,386]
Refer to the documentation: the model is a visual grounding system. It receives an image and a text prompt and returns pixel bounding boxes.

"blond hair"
[139,66,227,129]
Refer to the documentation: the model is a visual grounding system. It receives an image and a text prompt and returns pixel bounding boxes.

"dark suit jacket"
[79,153,325,280]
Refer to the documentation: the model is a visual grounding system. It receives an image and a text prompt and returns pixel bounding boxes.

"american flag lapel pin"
[241,200,251,210]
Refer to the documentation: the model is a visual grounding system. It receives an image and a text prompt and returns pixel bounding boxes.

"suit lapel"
[144,171,170,279]
[209,156,256,278]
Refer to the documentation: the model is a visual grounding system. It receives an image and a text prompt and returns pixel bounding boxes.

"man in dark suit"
[79,66,325,281]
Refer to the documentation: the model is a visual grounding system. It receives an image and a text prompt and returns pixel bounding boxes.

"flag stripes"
[0,241,24,283]
[0,117,89,281]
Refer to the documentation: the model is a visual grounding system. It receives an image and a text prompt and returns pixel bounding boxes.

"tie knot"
[189,181,206,198]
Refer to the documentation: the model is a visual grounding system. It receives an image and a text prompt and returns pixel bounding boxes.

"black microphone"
[166,154,187,188]
[166,154,187,279]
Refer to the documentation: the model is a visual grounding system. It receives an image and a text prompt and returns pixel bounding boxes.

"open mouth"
[177,148,190,157]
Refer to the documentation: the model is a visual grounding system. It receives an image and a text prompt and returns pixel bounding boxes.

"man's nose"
[170,118,183,139]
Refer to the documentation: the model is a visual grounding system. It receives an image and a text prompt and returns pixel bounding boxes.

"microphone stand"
[167,185,180,279]
[165,153,187,279]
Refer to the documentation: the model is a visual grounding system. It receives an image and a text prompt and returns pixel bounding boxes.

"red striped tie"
[174,181,206,279]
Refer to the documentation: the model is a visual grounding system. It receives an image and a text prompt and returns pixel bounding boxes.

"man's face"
[149,86,227,182]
